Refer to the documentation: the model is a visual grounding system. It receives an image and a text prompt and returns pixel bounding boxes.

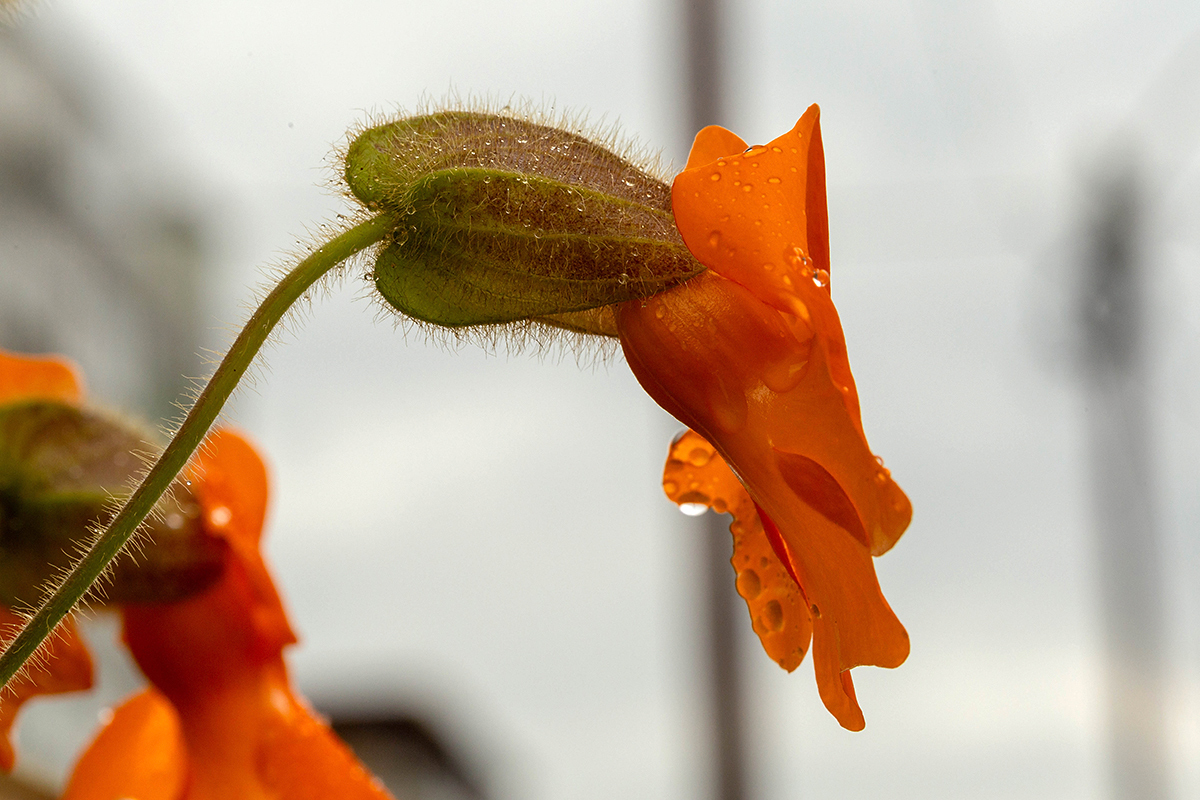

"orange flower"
[62,427,392,799]
[0,349,387,796]
[0,350,94,771]
[616,106,911,730]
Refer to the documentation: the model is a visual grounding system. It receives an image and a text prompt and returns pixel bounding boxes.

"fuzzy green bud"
[0,401,227,607]
[344,111,704,334]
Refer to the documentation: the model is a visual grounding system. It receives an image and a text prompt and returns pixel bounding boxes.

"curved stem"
[0,213,394,689]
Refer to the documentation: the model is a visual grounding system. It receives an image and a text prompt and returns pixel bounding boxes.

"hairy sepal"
[373,168,701,328]
[345,111,705,332]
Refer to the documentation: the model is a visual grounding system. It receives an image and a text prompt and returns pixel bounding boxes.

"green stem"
[0,213,394,689]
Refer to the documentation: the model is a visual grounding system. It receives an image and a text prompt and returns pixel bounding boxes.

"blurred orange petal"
[663,430,811,671]
[119,429,390,799]
[61,689,187,800]
[0,610,94,772]
[0,348,84,405]
[619,106,910,729]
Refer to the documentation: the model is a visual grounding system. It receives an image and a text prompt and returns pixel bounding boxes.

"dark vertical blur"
[1080,160,1170,800]
[683,1,748,799]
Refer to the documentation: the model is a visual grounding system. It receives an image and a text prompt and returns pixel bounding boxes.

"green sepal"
[345,112,705,331]
[373,168,702,327]
[0,401,226,608]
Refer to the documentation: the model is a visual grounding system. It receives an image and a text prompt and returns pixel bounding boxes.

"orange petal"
[185,428,270,550]
[192,428,294,655]
[619,279,910,666]
[758,488,908,673]
[811,614,865,731]
[672,105,828,319]
[125,428,295,700]
[765,326,911,557]
[623,108,910,730]
[619,265,909,730]
[685,125,749,169]
[256,674,396,799]
[663,430,812,671]
[0,609,94,772]
[61,689,187,800]
[142,660,392,800]
[0,349,84,405]
[120,431,391,797]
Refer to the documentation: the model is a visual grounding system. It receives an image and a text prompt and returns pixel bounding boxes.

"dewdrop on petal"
[343,110,706,335]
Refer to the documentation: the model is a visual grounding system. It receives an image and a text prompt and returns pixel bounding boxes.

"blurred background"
[2,0,1199,798]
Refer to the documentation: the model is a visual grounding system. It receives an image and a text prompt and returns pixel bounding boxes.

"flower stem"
[0,213,394,690]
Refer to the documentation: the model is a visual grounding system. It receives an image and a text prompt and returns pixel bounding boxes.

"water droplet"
[764,600,784,631]
[809,603,821,618]
[771,146,783,153]
[812,269,829,288]
[874,455,885,467]
[663,480,678,495]
[712,497,728,513]
[654,305,666,319]
[763,358,810,394]
[760,556,770,568]
[165,513,184,530]
[767,176,782,184]
[874,470,889,485]
[738,569,762,599]
[741,184,753,192]
[687,447,712,467]
[679,503,708,517]
[209,506,232,526]
[709,172,721,181]
[708,231,721,248]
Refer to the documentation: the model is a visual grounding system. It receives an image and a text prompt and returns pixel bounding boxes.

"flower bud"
[344,111,705,333]
[0,401,227,606]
